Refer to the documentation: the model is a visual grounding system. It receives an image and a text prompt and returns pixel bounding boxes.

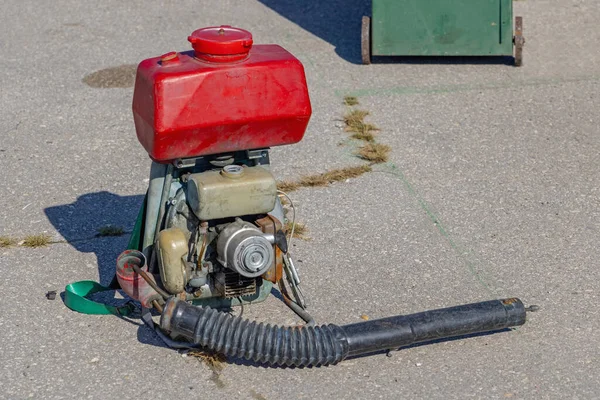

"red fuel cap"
[188,26,253,62]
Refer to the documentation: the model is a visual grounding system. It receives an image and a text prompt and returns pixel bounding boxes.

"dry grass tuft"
[350,130,376,142]
[96,225,125,237]
[343,95,359,106]
[0,236,18,248]
[299,165,373,187]
[285,221,309,240]
[22,234,52,248]
[277,165,372,192]
[278,194,289,206]
[343,109,369,129]
[343,109,379,142]
[356,143,391,164]
[188,349,227,372]
[277,180,300,193]
[188,349,227,388]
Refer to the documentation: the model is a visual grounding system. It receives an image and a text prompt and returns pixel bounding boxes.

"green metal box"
[362,0,523,65]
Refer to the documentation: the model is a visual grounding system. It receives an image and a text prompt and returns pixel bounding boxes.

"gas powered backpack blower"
[65,26,535,367]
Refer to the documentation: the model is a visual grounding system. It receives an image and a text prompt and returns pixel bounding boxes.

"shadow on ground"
[45,191,144,285]
[259,1,515,66]
[259,0,371,64]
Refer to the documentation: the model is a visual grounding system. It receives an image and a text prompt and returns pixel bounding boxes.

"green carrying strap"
[64,280,135,316]
[63,196,147,316]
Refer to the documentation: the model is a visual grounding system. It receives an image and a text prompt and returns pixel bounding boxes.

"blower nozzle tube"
[160,297,526,367]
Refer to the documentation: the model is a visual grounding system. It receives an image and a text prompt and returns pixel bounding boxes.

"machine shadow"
[258,0,371,64]
[44,191,145,286]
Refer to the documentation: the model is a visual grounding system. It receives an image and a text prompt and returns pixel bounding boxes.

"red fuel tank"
[132,26,312,162]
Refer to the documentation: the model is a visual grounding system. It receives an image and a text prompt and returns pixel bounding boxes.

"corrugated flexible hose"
[160,297,527,367]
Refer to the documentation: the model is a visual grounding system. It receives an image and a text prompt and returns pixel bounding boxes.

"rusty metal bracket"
[514,16,525,67]
[361,16,371,65]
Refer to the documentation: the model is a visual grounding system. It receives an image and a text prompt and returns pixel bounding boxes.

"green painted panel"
[372,0,513,56]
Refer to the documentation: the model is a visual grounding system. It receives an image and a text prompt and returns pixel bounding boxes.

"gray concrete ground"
[1,0,598,399]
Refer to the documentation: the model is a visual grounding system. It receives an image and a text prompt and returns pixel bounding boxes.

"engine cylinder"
[217,220,274,278]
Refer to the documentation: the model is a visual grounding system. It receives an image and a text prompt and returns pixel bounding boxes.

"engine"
[150,153,285,305]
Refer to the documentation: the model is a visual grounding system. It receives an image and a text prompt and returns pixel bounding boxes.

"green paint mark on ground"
[372,163,499,297]
[332,93,504,296]
[335,74,600,99]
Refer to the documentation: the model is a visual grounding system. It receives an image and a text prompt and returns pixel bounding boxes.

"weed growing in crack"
[96,225,125,237]
[22,234,52,248]
[357,143,391,164]
[343,95,359,106]
[0,236,18,248]
[277,165,372,192]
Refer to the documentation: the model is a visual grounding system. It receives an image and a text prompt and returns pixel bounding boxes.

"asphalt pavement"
[1,0,599,399]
